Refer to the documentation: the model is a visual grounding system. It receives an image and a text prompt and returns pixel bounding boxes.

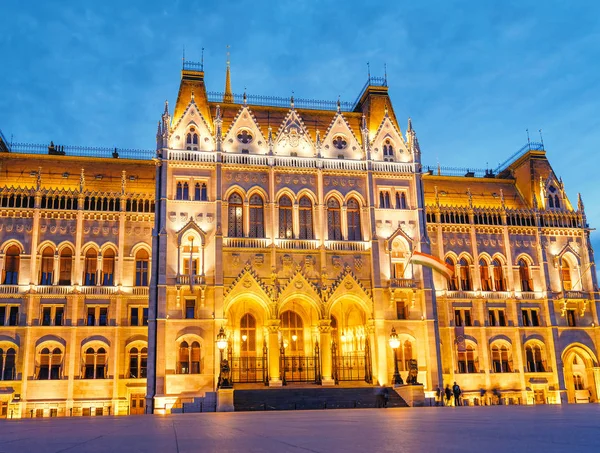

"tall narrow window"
[383,139,394,161]
[194,183,201,200]
[446,257,458,290]
[176,182,183,200]
[249,194,265,238]
[227,193,244,237]
[0,348,16,381]
[493,259,506,291]
[185,300,195,319]
[201,183,208,201]
[59,248,73,285]
[554,195,560,209]
[347,198,362,241]
[479,259,492,291]
[327,198,342,240]
[519,259,533,292]
[241,313,257,354]
[129,347,139,378]
[459,258,472,291]
[182,182,189,200]
[135,250,149,286]
[280,310,303,353]
[102,249,115,286]
[190,342,201,374]
[298,196,314,240]
[40,247,54,285]
[278,196,293,239]
[84,249,97,286]
[3,246,20,285]
[561,260,572,291]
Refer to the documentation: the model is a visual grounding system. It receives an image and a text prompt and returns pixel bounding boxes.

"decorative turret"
[406,117,421,162]
[215,104,223,149]
[360,114,369,157]
[578,193,585,213]
[156,120,162,150]
[223,46,233,103]
[79,168,85,193]
[315,129,321,158]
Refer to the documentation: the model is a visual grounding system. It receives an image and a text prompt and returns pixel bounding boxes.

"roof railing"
[206,91,354,112]
[9,142,155,160]
[493,142,544,173]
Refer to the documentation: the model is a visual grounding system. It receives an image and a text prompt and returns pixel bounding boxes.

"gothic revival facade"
[0,62,598,418]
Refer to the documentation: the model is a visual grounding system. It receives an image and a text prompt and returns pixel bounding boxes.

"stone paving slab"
[1,405,599,453]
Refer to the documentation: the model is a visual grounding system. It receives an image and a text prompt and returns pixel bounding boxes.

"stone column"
[319,320,334,386]
[267,321,282,386]
[591,367,600,402]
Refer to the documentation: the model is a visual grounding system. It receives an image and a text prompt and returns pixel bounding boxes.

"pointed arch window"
[0,348,16,381]
[445,257,458,291]
[396,192,407,209]
[278,195,293,239]
[195,182,208,201]
[135,249,149,286]
[176,182,183,200]
[249,194,265,238]
[178,341,201,374]
[227,193,244,237]
[493,258,506,291]
[479,259,492,291]
[459,258,472,291]
[84,249,97,286]
[102,249,115,286]
[280,310,303,353]
[327,198,342,241]
[547,195,554,208]
[491,344,512,373]
[240,313,257,354]
[38,347,63,380]
[347,198,362,241]
[59,248,73,285]
[298,196,314,240]
[83,347,107,379]
[457,345,477,373]
[383,139,394,162]
[3,245,20,285]
[554,195,560,209]
[519,259,533,292]
[40,247,54,285]
[561,260,572,291]
[525,343,546,372]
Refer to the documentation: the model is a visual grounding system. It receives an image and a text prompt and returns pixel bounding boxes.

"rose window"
[333,135,347,150]
[237,130,253,144]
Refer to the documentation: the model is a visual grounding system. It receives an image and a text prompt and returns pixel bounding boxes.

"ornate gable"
[274,109,315,157]
[222,105,268,155]
[169,97,215,152]
[371,114,410,163]
[321,112,363,160]
[277,270,323,305]
[224,264,272,302]
[325,266,371,304]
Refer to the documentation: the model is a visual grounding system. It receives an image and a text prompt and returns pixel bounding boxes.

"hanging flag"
[410,251,454,278]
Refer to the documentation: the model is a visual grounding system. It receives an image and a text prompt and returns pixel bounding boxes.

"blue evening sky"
[1,1,600,249]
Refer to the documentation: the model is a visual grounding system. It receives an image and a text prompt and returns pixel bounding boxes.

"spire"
[223,45,233,103]
[578,193,585,213]
[500,188,505,208]
[243,87,247,106]
[121,171,127,195]
[407,117,413,133]
[163,100,169,116]
[215,104,222,147]
[336,96,341,113]
[79,168,85,193]
[36,167,42,191]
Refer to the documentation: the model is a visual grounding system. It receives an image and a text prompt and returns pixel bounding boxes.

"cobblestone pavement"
[1,405,600,453]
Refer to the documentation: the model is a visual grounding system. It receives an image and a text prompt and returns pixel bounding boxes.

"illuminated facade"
[0,62,598,418]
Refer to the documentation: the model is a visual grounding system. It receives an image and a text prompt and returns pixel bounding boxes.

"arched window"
[129,347,147,378]
[278,196,293,239]
[3,245,20,285]
[178,341,201,374]
[573,374,585,390]
[525,343,546,372]
[38,347,63,380]
[58,248,73,285]
[194,182,208,201]
[84,249,97,286]
[176,182,183,200]
[280,310,303,353]
[201,183,208,201]
[135,249,149,287]
[194,183,201,201]
[241,313,256,354]
[327,198,342,240]
[102,249,115,286]
[249,194,265,238]
[298,196,314,240]
[182,182,189,200]
[547,195,554,208]
[347,198,362,241]
[459,258,472,291]
[84,347,107,379]
[554,195,560,209]
[479,259,492,291]
[227,193,244,237]
[445,257,458,291]
[383,139,394,161]
[400,192,407,209]
[491,344,512,373]
[40,247,54,285]
[0,348,16,381]
[457,345,477,373]
[561,260,572,291]
[401,340,413,372]
[493,258,506,291]
[519,259,533,292]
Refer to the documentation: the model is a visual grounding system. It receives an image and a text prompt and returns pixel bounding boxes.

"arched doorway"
[562,345,598,403]
[278,307,320,384]
[330,300,372,383]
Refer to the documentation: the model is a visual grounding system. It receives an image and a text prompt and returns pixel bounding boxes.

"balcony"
[167,149,217,163]
[480,291,510,300]
[274,238,320,250]
[390,278,417,289]
[176,275,205,286]
[132,287,149,296]
[36,285,72,295]
[79,286,119,295]
[0,285,21,294]
[324,240,368,252]
[441,290,478,299]
[223,237,270,249]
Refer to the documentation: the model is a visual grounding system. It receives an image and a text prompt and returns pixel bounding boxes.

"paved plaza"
[1,405,600,453]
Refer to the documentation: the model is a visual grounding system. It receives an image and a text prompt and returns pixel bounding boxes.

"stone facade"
[0,64,598,418]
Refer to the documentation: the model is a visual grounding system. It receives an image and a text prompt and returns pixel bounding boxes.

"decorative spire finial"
[243,87,247,106]
[500,188,505,208]
[337,95,341,113]
[223,45,233,103]
[384,62,387,84]
[539,128,544,148]
[201,47,204,69]
[578,193,585,212]
[36,167,42,191]
[121,170,127,194]
[290,90,295,109]
[79,168,85,193]
[163,100,169,116]
[367,61,371,79]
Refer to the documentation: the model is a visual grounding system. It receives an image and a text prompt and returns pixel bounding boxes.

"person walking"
[444,385,452,407]
[435,386,442,406]
[452,381,462,407]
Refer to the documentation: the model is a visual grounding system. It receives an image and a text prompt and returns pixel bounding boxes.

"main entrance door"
[228,342,269,385]
[332,340,372,383]
[280,343,321,384]
[130,394,145,415]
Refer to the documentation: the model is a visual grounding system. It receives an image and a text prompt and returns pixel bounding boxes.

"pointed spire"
[290,91,295,109]
[79,168,85,193]
[156,120,162,138]
[500,188,505,208]
[336,96,341,113]
[532,192,539,210]
[407,117,413,133]
[163,100,169,116]
[36,167,42,191]
[578,193,585,213]
[223,45,233,103]
[243,87,247,106]
[121,171,127,195]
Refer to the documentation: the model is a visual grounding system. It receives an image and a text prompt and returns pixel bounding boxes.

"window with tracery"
[128,347,148,378]
[40,247,54,285]
[327,198,342,240]
[280,310,303,353]
[227,193,244,237]
[383,139,394,161]
[83,347,107,379]
[299,196,314,239]
[237,130,253,144]
[240,313,257,354]
[38,347,63,380]
[347,198,362,241]
[445,257,458,290]
[249,194,265,238]
[279,196,293,239]
[519,259,533,292]
[491,344,512,373]
[493,258,506,291]
[459,258,472,291]
[333,135,347,150]
[457,345,477,373]
[525,344,546,372]
[0,348,16,381]
[178,341,201,374]
[479,259,492,291]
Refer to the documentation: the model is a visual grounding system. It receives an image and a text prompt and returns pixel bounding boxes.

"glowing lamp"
[292,334,298,342]
[388,327,400,350]
[242,334,248,342]
[216,326,228,350]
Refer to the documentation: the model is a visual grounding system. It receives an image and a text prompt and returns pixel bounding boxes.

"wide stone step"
[233,386,408,411]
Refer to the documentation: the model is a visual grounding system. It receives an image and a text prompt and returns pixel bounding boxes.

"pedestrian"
[435,386,442,406]
[375,386,385,408]
[383,387,390,408]
[444,385,452,406]
[452,381,462,407]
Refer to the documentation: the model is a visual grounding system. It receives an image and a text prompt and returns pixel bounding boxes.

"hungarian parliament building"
[0,60,598,418]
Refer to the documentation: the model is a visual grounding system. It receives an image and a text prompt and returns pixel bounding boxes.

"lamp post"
[216,326,228,361]
[388,327,403,386]
[216,326,230,389]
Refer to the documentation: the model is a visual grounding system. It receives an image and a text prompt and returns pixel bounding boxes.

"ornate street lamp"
[216,326,232,389]
[388,327,403,386]
[216,326,228,361]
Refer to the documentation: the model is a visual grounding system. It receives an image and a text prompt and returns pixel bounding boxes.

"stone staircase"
[233,386,409,411]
